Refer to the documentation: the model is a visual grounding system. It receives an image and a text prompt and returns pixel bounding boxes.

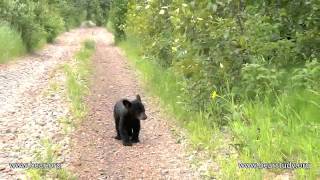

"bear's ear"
[123,100,131,109]
[136,94,141,102]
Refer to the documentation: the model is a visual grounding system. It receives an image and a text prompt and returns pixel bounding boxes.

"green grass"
[106,21,115,34]
[118,35,320,179]
[63,40,95,122]
[230,90,320,179]
[0,23,26,63]
[26,139,76,180]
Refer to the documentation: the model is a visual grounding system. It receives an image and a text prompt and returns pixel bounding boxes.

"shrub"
[0,22,25,63]
[0,0,109,53]
[110,0,128,43]
[292,59,320,90]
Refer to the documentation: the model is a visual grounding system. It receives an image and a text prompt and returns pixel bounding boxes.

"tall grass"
[231,90,320,178]
[0,24,26,63]
[118,36,320,179]
[64,40,95,122]
[26,139,76,180]
[26,139,77,180]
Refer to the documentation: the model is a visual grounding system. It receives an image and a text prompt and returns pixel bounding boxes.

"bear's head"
[123,94,147,120]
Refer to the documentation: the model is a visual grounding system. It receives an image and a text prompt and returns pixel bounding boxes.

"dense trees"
[0,0,110,51]
[120,0,319,105]
[109,0,128,43]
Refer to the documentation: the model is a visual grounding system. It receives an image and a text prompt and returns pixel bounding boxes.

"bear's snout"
[139,113,147,120]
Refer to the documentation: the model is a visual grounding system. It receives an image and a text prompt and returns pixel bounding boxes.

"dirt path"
[69,29,198,179]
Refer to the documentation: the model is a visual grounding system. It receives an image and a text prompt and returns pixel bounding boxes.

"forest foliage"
[0,0,110,52]
[111,0,320,178]
[119,0,320,107]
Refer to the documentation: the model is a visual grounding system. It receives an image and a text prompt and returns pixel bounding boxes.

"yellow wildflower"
[211,91,218,100]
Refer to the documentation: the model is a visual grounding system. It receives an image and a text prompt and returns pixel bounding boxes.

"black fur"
[113,95,147,146]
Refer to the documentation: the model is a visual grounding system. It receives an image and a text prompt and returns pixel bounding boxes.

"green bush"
[123,1,320,106]
[54,0,86,30]
[0,0,46,51]
[110,0,128,43]
[292,59,320,90]
[240,63,284,97]
[86,0,107,26]
[0,23,25,63]
[44,13,65,43]
[0,0,109,54]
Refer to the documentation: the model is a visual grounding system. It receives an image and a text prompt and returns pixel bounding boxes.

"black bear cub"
[113,94,147,146]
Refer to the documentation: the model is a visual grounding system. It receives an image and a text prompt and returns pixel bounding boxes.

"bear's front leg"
[119,119,132,146]
[131,119,140,143]
[114,117,121,140]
